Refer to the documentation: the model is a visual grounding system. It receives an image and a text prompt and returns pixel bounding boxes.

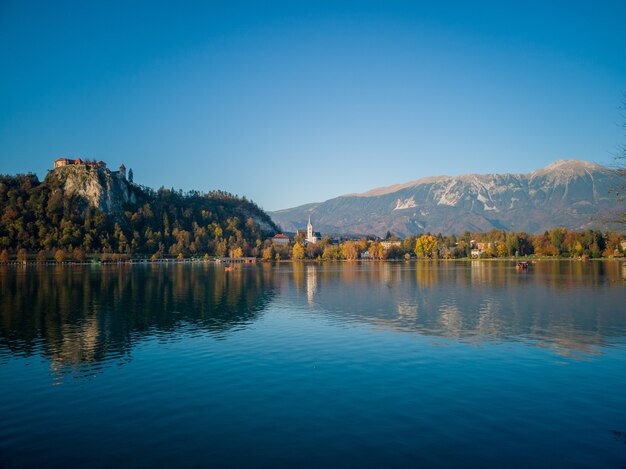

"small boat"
[516,261,529,271]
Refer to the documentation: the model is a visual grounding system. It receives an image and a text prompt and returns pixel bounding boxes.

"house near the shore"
[471,241,492,258]
[380,240,402,250]
[272,233,290,246]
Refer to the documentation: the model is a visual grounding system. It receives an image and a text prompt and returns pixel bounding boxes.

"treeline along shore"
[263,229,626,261]
[0,226,624,263]
[1,171,625,264]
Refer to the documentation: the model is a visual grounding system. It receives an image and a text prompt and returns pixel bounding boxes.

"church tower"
[307,215,313,240]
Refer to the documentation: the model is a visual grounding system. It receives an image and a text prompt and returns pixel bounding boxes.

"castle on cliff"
[53,158,126,178]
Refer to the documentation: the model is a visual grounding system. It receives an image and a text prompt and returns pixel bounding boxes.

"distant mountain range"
[270,160,623,236]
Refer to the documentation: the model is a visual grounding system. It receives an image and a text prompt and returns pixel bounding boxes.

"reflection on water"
[0,261,624,381]
[0,261,625,467]
[0,264,275,382]
[284,261,626,356]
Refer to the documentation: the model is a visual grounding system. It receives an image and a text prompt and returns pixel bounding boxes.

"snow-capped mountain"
[270,160,623,236]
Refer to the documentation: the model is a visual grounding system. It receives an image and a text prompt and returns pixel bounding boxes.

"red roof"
[273,234,288,239]
[119,164,126,169]
[55,158,71,162]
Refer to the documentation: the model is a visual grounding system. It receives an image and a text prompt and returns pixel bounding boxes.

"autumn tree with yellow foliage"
[292,243,305,260]
[414,235,438,259]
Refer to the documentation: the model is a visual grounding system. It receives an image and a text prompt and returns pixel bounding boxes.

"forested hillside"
[0,170,278,260]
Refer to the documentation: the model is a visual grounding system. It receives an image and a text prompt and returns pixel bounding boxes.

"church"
[296,216,322,244]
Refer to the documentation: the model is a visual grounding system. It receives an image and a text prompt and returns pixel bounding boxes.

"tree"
[74,248,85,263]
[322,245,342,260]
[128,168,134,183]
[17,248,27,263]
[414,235,438,259]
[54,249,65,263]
[0,249,9,263]
[341,240,358,260]
[496,243,507,258]
[262,245,275,261]
[292,242,305,260]
[368,241,385,260]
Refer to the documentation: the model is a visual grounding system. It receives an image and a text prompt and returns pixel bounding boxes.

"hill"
[270,160,623,236]
[0,161,278,258]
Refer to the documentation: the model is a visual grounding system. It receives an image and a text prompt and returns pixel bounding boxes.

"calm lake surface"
[1,261,625,467]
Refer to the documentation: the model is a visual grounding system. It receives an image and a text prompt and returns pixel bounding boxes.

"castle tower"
[119,164,126,179]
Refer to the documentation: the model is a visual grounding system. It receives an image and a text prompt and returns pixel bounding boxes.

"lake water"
[1,261,625,467]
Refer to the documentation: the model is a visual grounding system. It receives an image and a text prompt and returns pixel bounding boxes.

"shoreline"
[1,256,625,266]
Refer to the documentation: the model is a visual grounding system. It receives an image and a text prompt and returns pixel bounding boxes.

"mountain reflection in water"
[282,261,625,356]
[0,261,624,382]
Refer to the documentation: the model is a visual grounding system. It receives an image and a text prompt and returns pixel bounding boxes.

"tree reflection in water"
[285,260,626,357]
[0,264,275,381]
[1,260,624,383]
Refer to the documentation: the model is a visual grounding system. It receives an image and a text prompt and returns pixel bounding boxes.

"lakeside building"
[380,240,402,250]
[296,216,321,244]
[471,241,493,258]
[272,234,290,246]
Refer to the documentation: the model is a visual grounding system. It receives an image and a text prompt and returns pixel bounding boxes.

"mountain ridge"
[270,160,622,236]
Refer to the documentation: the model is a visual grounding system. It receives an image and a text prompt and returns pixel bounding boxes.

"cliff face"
[46,165,138,213]
[270,160,624,236]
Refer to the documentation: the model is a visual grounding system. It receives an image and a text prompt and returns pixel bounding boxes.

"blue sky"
[1,1,625,211]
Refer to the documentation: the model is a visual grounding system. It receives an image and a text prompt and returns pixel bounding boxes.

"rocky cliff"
[46,165,138,213]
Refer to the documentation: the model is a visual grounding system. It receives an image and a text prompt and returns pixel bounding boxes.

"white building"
[306,216,319,244]
[296,216,321,244]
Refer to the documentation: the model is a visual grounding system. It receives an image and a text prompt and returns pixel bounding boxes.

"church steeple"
[307,215,313,240]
